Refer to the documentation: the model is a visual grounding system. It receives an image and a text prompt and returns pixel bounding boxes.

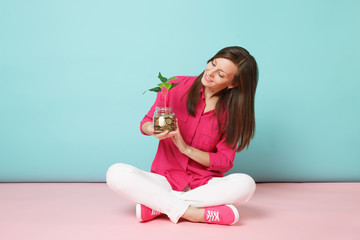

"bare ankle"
[182,207,205,223]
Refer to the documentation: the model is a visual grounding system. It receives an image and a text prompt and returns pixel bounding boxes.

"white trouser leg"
[106,163,189,223]
[172,173,256,208]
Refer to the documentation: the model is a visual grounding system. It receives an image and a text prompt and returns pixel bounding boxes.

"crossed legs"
[106,163,255,223]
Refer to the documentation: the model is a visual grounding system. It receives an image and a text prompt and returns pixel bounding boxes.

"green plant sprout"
[144,72,180,110]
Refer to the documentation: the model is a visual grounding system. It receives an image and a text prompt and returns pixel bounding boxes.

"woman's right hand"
[142,122,175,140]
[153,130,176,140]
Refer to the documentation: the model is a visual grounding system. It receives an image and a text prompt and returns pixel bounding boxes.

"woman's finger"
[175,118,179,130]
[154,130,169,139]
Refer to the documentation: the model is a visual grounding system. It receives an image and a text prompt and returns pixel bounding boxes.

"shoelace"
[151,209,161,216]
[206,210,220,222]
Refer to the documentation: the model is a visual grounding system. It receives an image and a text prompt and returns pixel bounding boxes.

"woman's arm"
[141,121,155,135]
[171,120,210,167]
[142,120,211,167]
[180,145,211,168]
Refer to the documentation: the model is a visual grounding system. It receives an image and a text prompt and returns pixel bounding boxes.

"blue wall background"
[1,0,359,182]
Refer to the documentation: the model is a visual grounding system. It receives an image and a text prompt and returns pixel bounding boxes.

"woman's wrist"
[142,122,154,135]
[180,145,191,156]
[180,145,211,167]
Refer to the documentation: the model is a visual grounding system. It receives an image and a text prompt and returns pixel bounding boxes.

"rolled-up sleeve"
[207,137,236,172]
[140,91,165,135]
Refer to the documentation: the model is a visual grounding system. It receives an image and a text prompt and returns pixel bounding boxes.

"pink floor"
[0,182,359,240]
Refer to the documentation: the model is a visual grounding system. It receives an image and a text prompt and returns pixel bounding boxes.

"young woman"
[107,46,258,225]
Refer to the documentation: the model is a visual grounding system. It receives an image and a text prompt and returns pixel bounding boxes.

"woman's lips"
[204,74,212,83]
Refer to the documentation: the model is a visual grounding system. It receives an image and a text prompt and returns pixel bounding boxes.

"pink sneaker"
[204,205,239,225]
[136,204,162,222]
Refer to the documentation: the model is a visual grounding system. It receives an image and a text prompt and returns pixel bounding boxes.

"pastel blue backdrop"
[1,0,359,182]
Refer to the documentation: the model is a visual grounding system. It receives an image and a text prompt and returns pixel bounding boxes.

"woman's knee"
[228,173,256,197]
[106,163,136,189]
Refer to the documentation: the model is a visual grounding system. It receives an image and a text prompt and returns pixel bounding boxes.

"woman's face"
[201,57,238,95]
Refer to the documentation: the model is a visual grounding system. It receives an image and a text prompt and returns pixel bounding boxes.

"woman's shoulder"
[166,76,197,99]
[169,75,197,87]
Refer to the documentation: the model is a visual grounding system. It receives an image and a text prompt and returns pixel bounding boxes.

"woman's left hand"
[171,119,211,167]
[171,119,190,154]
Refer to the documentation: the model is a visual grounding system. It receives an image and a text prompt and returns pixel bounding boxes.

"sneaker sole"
[136,203,143,221]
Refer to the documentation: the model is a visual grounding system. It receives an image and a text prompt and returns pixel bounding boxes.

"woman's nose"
[208,68,216,77]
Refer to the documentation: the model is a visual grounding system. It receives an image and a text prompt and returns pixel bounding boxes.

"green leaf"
[143,73,180,94]
[164,82,171,90]
[169,82,180,91]
[144,87,161,94]
[158,72,168,83]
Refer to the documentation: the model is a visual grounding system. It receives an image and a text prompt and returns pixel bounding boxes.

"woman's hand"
[142,122,176,140]
[153,129,176,140]
[171,119,190,154]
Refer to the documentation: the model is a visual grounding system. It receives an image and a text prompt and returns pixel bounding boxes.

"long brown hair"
[186,46,258,152]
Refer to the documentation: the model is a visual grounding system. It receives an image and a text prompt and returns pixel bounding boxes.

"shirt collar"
[200,87,205,101]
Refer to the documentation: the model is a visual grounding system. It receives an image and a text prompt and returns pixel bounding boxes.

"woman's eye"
[211,61,216,66]
[218,72,224,78]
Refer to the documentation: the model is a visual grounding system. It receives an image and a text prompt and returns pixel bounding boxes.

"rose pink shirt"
[140,76,236,191]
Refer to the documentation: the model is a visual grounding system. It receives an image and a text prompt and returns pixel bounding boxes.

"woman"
[107,46,258,225]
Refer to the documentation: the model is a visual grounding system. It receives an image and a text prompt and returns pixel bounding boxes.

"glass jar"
[153,107,175,134]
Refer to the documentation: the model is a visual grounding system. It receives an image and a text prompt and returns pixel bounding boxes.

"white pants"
[106,163,256,223]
